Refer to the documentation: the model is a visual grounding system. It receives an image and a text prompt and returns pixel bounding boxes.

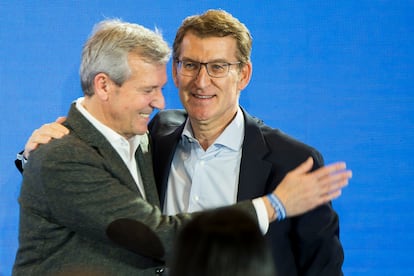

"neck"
[82,96,133,139]
[190,110,238,151]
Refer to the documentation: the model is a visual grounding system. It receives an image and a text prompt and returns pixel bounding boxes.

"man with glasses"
[17,10,349,275]
[176,60,241,78]
[149,10,346,275]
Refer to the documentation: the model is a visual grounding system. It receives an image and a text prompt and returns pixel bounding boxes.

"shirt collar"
[75,97,147,152]
[182,107,245,151]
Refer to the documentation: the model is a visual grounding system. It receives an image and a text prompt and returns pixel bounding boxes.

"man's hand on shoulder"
[23,116,69,159]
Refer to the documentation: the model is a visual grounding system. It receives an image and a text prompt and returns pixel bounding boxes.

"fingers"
[23,128,53,158]
[311,161,347,179]
[47,124,69,137]
[44,121,70,137]
[320,189,342,203]
[273,160,352,218]
[31,121,69,141]
[319,170,352,187]
[317,170,351,205]
[23,143,40,159]
[321,169,352,193]
[55,116,67,124]
[322,177,349,197]
[23,120,69,159]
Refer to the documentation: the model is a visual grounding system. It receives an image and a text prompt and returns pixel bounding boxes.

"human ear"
[93,73,112,100]
[237,62,252,91]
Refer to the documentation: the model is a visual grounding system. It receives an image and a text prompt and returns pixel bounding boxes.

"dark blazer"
[13,104,256,275]
[149,108,344,276]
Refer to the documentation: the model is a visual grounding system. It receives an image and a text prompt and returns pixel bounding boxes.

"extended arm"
[17,119,351,224]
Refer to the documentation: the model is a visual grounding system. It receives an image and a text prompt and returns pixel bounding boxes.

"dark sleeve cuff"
[15,150,26,173]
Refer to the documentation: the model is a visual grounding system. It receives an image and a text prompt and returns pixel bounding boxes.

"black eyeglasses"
[176,59,241,78]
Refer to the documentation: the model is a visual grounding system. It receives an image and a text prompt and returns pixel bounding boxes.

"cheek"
[178,90,187,103]
[117,98,133,112]
[175,75,190,89]
[112,100,137,117]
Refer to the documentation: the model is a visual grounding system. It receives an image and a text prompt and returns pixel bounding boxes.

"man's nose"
[194,64,211,87]
[151,89,165,110]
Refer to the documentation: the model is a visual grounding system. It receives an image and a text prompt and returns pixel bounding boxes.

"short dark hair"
[168,208,276,276]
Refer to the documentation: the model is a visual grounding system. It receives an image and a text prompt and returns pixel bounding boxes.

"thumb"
[292,157,314,175]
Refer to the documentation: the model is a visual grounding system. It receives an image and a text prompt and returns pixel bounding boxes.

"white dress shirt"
[164,108,269,233]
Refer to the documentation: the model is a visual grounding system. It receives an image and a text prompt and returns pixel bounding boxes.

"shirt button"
[194,195,199,201]
[181,152,188,160]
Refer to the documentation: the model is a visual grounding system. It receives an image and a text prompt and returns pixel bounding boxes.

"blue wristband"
[267,193,286,221]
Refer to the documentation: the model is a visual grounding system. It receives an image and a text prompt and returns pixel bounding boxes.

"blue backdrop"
[1,1,413,275]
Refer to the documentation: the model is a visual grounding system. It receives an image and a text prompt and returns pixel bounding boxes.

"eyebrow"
[180,57,230,63]
[136,83,166,91]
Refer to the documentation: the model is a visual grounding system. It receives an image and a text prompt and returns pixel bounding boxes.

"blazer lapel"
[136,144,160,207]
[238,109,273,201]
[65,104,145,196]
[155,125,184,207]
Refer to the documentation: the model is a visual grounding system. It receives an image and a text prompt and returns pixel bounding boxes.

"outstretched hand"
[268,157,352,220]
[23,116,69,159]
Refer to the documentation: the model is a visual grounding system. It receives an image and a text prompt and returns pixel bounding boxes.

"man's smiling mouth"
[193,94,214,99]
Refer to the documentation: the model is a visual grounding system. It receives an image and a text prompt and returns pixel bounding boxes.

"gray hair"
[80,19,171,96]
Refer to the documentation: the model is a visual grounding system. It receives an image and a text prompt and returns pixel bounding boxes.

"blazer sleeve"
[291,152,344,275]
[258,125,344,275]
